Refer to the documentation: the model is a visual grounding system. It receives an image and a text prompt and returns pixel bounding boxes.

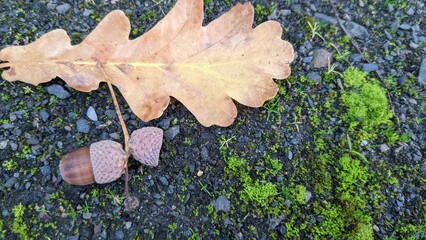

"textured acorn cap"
[129,127,163,167]
[90,140,128,184]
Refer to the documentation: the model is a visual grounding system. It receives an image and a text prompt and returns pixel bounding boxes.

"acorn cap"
[129,127,163,167]
[90,140,128,184]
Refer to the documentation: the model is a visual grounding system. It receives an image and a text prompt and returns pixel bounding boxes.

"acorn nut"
[60,140,128,185]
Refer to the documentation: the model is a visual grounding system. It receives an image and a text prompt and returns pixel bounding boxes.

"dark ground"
[0,0,425,239]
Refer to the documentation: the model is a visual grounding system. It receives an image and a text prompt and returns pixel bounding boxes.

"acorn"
[60,140,128,185]
[59,127,164,186]
[129,127,163,167]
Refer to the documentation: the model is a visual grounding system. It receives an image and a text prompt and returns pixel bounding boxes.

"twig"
[98,63,131,197]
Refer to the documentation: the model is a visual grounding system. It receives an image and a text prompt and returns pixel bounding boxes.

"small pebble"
[76,118,90,133]
[46,84,71,99]
[311,49,333,69]
[399,23,411,30]
[39,110,50,122]
[159,176,169,186]
[164,126,180,140]
[5,177,18,188]
[86,106,98,121]
[0,140,8,150]
[40,166,51,177]
[82,212,92,220]
[287,151,293,160]
[115,230,124,239]
[305,190,312,203]
[56,3,71,14]
[212,195,231,213]
[361,63,379,72]
[380,144,390,153]
[158,118,171,129]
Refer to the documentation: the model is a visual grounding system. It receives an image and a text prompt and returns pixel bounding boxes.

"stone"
[291,136,301,145]
[2,123,15,129]
[5,177,18,188]
[212,195,231,212]
[406,8,415,16]
[46,84,71,99]
[269,217,282,230]
[305,190,312,203]
[344,21,369,39]
[82,9,92,17]
[40,166,51,177]
[380,144,390,153]
[307,72,322,84]
[115,230,124,239]
[280,9,291,16]
[86,106,98,121]
[39,110,50,122]
[158,118,171,129]
[164,126,180,140]
[201,146,210,161]
[0,140,8,150]
[399,23,411,30]
[287,151,293,160]
[104,109,117,120]
[311,49,332,68]
[26,137,39,145]
[82,212,92,219]
[56,3,71,14]
[361,63,379,72]
[94,224,102,237]
[418,58,426,86]
[159,176,169,186]
[76,118,90,133]
[314,13,337,25]
[10,142,18,151]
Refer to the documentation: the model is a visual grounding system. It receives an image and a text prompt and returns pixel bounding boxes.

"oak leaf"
[0,0,294,127]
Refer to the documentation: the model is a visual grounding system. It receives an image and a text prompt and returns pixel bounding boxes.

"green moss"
[240,180,277,206]
[225,156,250,182]
[11,203,31,240]
[340,67,393,140]
[0,219,5,238]
[312,202,344,238]
[350,222,374,240]
[253,3,275,23]
[2,160,18,171]
[293,184,307,205]
[336,154,368,194]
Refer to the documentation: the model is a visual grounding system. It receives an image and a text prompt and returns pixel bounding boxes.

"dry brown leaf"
[0,0,294,127]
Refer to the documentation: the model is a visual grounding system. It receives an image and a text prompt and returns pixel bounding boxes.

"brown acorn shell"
[59,146,95,185]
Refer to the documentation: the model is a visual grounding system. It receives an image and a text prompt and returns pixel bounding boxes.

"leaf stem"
[98,63,130,197]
